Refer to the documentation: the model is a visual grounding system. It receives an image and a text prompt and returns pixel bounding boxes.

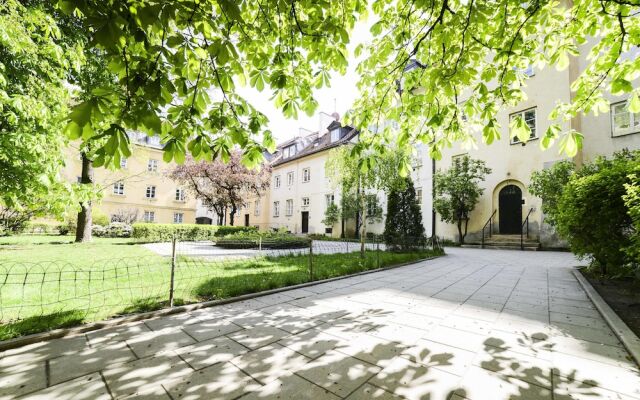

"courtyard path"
[1,248,639,399]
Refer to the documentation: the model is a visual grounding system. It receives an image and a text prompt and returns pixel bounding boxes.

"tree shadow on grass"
[0,310,85,341]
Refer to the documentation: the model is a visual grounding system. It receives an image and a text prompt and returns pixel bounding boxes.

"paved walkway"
[144,240,383,259]
[2,248,639,400]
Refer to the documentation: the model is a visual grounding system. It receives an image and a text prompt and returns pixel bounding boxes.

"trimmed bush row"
[131,223,256,242]
[216,231,311,249]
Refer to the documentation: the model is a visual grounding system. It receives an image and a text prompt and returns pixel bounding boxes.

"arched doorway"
[499,185,522,234]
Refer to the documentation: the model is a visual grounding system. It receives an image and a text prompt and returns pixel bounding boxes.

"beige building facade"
[433,48,640,246]
[63,134,197,225]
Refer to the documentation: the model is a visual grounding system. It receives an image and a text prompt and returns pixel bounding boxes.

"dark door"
[301,212,309,234]
[499,185,522,234]
[244,214,250,227]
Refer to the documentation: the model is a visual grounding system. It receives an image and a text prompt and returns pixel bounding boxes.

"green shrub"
[384,177,427,249]
[92,210,109,227]
[216,231,311,249]
[93,222,132,238]
[555,151,639,276]
[131,223,256,242]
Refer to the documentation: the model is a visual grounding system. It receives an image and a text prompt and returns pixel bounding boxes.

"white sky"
[237,21,373,143]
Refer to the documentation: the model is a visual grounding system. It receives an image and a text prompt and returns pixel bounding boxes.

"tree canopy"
[52,0,639,169]
[169,151,271,225]
[0,0,82,221]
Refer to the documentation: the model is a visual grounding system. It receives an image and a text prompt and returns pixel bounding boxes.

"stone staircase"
[462,234,541,251]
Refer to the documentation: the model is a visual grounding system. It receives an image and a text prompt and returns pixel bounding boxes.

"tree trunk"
[229,205,236,226]
[75,152,94,243]
[457,219,464,245]
[359,184,366,258]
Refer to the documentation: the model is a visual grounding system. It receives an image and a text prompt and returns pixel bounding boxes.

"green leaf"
[628,92,640,113]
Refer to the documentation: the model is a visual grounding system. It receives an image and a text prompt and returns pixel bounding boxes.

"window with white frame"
[330,128,341,142]
[302,168,310,182]
[273,201,280,217]
[147,159,158,172]
[254,200,260,216]
[145,185,156,199]
[302,197,310,207]
[287,172,294,186]
[113,182,125,195]
[325,194,335,207]
[285,199,293,216]
[173,212,184,223]
[143,211,155,222]
[283,145,297,158]
[416,188,423,205]
[175,188,185,201]
[611,100,640,137]
[274,175,281,188]
[120,157,128,169]
[510,108,537,144]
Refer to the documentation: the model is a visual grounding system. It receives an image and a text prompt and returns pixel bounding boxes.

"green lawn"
[0,235,443,340]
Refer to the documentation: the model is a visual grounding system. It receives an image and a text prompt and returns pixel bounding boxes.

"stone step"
[461,243,540,251]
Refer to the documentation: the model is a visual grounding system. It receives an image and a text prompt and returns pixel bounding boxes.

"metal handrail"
[481,210,497,249]
[520,207,534,250]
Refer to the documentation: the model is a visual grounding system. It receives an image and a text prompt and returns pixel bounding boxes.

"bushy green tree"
[529,160,576,228]
[0,0,82,227]
[321,203,340,232]
[555,151,639,276]
[433,156,491,244]
[624,170,640,266]
[326,146,408,254]
[383,177,426,249]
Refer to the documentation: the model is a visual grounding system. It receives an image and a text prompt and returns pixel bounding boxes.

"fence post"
[309,241,314,281]
[376,237,380,269]
[169,236,177,307]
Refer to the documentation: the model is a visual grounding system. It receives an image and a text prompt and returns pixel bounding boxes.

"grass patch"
[0,235,443,340]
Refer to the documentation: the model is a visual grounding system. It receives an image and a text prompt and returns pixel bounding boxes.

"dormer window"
[283,145,297,159]
[330,128,341,143]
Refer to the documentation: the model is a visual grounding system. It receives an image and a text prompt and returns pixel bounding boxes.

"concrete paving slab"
[345,383,402,399]
[227,325,290,350]
[239,371,339,399]
[102,352,192,398]
[230,343,310,384]
[174,335,249,370]
[18,373,110,400]
[126,328,196,358]
[296,350,381,397]
[0,361,46,399]
[182,319,243,342]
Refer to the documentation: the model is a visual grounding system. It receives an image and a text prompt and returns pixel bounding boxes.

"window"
[325,194,335,207]
[113,182,125,195]
[285,199,293,216]
[611,101,640,137]
[175,188,185,201]
[287,172,294,186]
[274,175,281,188]
[416,188,423,205]
[330,128,341,142]
[254,200,260,216]
[273,201,280,217]
[283,145,297,159]
[510,108,537,144]
[147,159,158,172]
[302,168,310,182]
[145,185,156,199]
[173,212,184,223]
[120,157,128,169]
[365,195,379,217]
[143,211,155,222]
[302,197,310,207]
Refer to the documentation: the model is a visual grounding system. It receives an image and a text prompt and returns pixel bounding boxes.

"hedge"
[216,231,311,249]
[131,223,256,242]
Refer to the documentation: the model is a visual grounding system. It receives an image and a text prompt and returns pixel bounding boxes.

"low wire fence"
[0,236,443,340]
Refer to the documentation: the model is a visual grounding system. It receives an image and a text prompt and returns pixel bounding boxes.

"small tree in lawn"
[383,177,426,250]
[434,156,491,245]
[322,203,340,235]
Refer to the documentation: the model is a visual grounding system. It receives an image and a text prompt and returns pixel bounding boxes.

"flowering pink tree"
[170,152,271,226]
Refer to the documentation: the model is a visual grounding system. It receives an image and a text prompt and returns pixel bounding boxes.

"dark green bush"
[216,231,311,249]
[132,223,256,242]
[554,150,639,276]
